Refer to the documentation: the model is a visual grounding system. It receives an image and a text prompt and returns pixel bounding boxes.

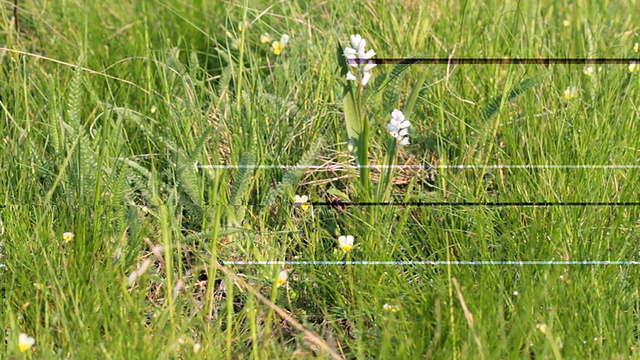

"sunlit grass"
[1,0,640,358]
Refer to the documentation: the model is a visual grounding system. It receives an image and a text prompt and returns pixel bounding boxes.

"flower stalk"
[341,34,377,200]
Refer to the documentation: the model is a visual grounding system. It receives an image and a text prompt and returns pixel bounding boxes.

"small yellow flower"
[634,42,639,53]
[294,195,310,211]
[536,323,548,334]
[582,66,594,76]
[383,303,400,313]
[270,34,290,55]
[271,41,285,55]
[276,270,288,287]
[18,333,35,352]
[563,86,579,99]
[238,21,249,31]
[338,235,354,252]
[260,33,272,43]
[62,232,75,243]
[562,19,570,27]
[630,61,638,73]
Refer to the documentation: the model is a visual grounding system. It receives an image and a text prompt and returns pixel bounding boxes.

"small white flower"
[338,235,354,252]
[563,86,579,99]
[193,343,201,353]
[347,138,355,152]
[343,37,358,59]
[347,34,376,59]
[387,109,411,145]
[362,60,376,72]
[582,66,594,76]
[350,34,364,53]
[383,303,400,312]
[343,34,376,86]
[18,333,35,352]
[361,71,372,86]
[630,61,638,73]
[344,34,373,60]
[62,232,75,243]
[294,195,310,211]
[343,48,358,62]
[276,270,288,287]
[280,34,290,44]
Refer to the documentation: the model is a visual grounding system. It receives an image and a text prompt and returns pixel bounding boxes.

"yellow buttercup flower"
[18,333,35,352]
[634,42,639,53]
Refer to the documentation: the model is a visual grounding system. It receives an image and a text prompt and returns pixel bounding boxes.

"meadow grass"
[1,0,640,358]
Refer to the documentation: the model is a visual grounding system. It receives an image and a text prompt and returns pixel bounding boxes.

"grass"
[1,0,640,358]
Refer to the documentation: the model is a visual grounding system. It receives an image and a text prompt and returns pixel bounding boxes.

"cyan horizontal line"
[197,164,640,170]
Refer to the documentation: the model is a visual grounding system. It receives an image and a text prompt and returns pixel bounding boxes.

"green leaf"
[337,42,360,141]
[482,73,547,121]
[327,187,351,202]
[403,69,429,120]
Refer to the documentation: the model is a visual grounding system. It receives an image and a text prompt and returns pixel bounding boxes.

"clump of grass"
[261,135,325,209]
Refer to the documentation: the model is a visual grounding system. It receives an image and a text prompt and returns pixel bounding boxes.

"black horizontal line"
[309,201,640,207]
[363,58,639,65]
